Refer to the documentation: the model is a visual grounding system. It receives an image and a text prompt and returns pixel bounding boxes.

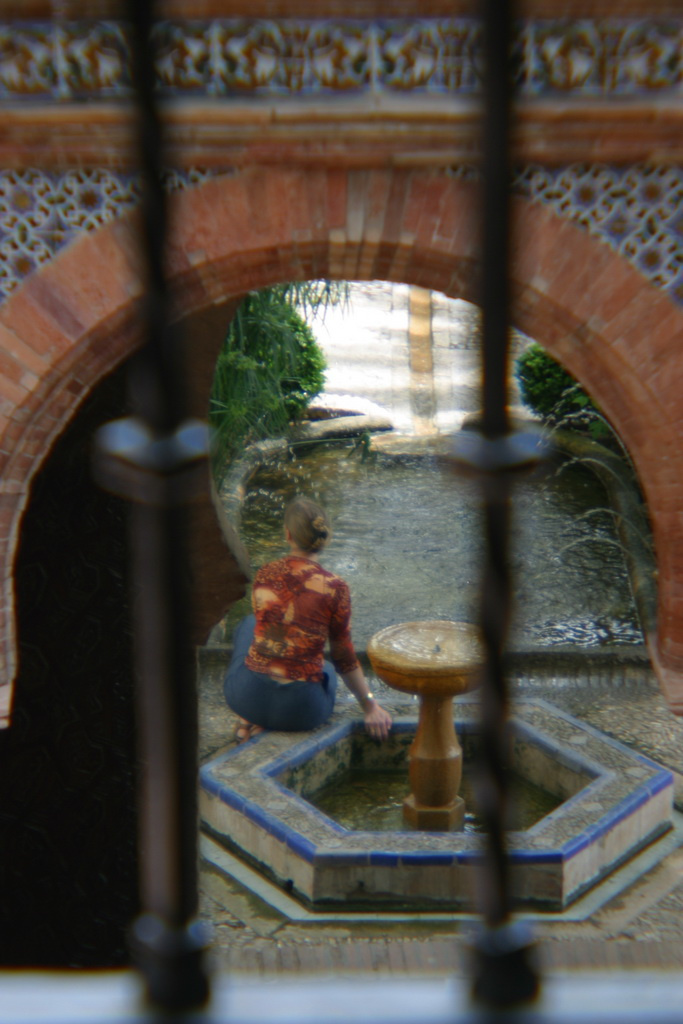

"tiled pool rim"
[199,699,674,910]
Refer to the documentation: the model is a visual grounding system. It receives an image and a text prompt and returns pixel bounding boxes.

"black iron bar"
[477,0,515,930]
[94,0,211,1011]
[456,0,541,1008]
[480,0,512,443]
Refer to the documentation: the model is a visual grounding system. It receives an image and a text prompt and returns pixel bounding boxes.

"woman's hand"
[341,666,392,740]
[363,699,392,741]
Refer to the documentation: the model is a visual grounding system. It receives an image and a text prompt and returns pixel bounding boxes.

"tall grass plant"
[210,283,343,483]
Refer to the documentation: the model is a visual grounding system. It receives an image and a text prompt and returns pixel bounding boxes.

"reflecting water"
[311,766,560,833]
[228,444,642,651]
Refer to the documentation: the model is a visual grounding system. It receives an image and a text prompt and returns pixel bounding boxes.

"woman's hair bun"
[312,516,329,538]
[285,497,331,553]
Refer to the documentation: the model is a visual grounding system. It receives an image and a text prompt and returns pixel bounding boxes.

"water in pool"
[310,765,561,833]
[224,443,642,651]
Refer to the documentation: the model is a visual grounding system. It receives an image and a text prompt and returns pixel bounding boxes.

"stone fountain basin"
[367,620,482,696]
[199,699,673,910]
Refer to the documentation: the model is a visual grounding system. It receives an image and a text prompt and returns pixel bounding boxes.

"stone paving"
[199,285,683,978]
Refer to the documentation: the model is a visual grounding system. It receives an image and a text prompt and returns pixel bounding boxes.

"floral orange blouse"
[245,555,359,683]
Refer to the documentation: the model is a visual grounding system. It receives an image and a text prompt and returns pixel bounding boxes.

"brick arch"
[1,165,683,722]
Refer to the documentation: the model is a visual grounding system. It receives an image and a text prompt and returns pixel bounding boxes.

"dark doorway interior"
[0,364,138,966]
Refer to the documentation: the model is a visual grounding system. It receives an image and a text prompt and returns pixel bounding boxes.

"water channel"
[224,442,642,654]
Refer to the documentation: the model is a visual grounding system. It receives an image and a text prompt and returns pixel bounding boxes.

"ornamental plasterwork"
[516,166,683,305]
[0,20,682,99]
[0,168,211,299]
[0,22,130,99]
[2,164,683,306]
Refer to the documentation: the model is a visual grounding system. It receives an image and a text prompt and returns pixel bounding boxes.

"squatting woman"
[224,496,392,742]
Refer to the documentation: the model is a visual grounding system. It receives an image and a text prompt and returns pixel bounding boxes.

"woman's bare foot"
[235,718,264,743]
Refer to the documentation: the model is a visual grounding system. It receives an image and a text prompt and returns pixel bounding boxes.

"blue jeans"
[223,615,338,731]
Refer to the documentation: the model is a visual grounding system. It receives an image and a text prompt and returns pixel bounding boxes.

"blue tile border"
[369,851,401,866]
[508,848,564,864]
[523,775,608,838]
[261,721,357,777]
[271,779,350,836]
[315,851,369,868]
[400,851,457,866]
[241,795,319,861]
[199,699,675,903]
[528,699,673,777]
[510,718,601,778]
[647,769,675,798]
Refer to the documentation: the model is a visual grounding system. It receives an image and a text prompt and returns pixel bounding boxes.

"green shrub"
[210,286,327,480]
[515,343,610,441]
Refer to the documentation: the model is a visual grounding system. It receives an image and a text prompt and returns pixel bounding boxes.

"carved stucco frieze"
[1,18,682,99]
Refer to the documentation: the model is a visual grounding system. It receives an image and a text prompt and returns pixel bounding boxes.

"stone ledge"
[289,413,393,444]
[5,97,683,168]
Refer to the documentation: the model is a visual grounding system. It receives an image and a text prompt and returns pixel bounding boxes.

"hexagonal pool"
[200,699,673,911]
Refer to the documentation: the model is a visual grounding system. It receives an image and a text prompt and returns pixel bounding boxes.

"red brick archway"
[2,165,683,721]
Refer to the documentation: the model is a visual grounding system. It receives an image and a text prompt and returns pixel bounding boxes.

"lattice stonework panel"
[0,169,212,299]
[516,166,683,306]
[2,165,683,307]
[1,19,683,99]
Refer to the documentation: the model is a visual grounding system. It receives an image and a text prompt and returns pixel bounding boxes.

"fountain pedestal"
[367,621,482,830]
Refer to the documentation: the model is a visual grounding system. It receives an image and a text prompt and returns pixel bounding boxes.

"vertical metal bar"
[480,0,512,442]
[126,0,184,434]
[477,0,514,930]
[126,1,210,1006]
[462,0,541,1008]
[94,0,211,1011]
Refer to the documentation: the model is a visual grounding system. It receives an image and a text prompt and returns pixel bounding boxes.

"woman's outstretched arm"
[341,665,392,740]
